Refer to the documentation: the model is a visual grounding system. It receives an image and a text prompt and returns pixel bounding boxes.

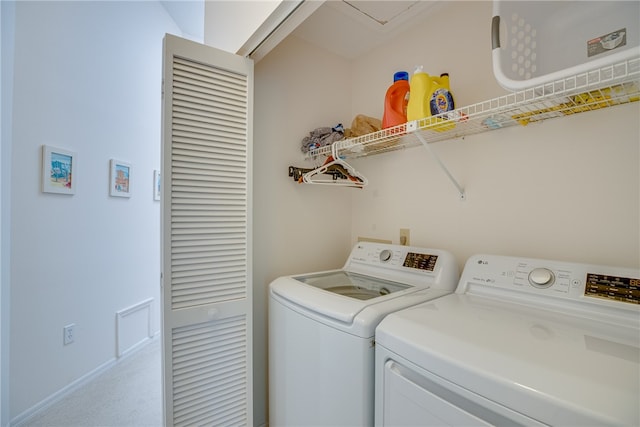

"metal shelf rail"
[299,57,639,197]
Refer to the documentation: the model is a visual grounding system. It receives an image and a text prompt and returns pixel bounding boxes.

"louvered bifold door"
[161,34,253,427]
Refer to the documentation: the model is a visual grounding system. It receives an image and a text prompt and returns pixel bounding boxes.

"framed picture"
[110,159,132,198]
[42,145,76,195]
[153,170,161,201]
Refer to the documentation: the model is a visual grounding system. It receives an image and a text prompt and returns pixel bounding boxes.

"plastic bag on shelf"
[345,114,382,138]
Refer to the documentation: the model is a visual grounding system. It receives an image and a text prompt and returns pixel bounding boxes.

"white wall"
[349,1,640,270]
[1,2,15,425]
[350,107,639,268]
[7,1,181,421]
[253,35,354,426]
[204,0,280,53]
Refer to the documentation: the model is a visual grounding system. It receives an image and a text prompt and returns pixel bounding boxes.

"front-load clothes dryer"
[268,242,459,426]
[375,254,640,426]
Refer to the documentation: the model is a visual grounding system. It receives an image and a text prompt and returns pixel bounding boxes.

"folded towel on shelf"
[301,124,345,153]
[299,116,382,154]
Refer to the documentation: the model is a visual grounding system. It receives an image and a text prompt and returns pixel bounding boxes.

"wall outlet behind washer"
[400,228,410,246]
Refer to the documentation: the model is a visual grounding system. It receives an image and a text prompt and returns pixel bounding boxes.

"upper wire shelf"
[305,57,640,161]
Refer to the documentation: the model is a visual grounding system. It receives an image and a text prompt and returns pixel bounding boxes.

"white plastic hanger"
[301,142,368,188]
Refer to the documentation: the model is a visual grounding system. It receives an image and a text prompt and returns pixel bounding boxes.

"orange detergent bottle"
[382,71,410,129]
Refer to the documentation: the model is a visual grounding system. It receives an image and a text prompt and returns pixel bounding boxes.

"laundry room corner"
[252,32,356,425]
[253,1,639,422]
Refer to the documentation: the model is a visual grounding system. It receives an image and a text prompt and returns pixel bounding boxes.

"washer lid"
[270,270,449,337]
[294,270,410,300]
[376,294,640,426]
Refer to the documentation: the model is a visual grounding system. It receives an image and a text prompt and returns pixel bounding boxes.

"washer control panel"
[344,242,459,289]
[350,243,439,272]
[528,267,555,288]
[461,254,640,306]
[402,252,439,271]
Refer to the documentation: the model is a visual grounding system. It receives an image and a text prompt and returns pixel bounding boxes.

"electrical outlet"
[400,228,410,246]
[63,324,75,345]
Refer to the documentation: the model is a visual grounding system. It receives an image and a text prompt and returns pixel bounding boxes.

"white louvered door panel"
[162,34,253,426]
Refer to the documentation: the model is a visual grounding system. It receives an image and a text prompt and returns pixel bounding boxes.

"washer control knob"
[529,268,554,288]
[380,249,392,262]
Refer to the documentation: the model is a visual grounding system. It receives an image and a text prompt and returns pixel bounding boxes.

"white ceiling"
[291,1,441,59]
[160,0,442,59]
[160,0,204,41]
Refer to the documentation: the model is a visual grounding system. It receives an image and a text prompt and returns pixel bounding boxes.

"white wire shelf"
[305,57,640,161]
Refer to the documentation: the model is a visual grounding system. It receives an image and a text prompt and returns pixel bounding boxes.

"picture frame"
[42,145,76,195]
[153,170,161,201]
[109,159,132,198]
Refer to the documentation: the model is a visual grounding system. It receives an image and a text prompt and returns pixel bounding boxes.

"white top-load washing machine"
[375,254,640,426]
[269,241,459,426]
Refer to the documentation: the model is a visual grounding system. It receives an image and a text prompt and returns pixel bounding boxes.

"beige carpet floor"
[23,338,162,427]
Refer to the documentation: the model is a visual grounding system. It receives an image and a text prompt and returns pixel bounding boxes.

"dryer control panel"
[460,254,640,307]
[584,273,639,305]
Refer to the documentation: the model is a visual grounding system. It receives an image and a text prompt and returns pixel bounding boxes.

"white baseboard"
[11,356,115,427]
[10,332,160,427]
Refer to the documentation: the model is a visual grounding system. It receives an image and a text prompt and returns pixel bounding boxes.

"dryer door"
[375,348,546,427]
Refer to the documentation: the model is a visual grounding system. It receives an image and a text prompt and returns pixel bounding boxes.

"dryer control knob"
[529,268,554,288]
[380,249,393,262]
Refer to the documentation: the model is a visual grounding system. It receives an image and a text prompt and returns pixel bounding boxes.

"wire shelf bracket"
[410,121,466,200]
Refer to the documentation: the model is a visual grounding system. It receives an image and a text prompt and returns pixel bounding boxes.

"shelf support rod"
[415,133,465,200]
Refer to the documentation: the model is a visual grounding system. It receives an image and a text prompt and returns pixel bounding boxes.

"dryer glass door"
[294,271,410,300]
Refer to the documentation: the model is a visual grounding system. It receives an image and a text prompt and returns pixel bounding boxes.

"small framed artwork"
[109,159,132,198]
[42,145,76,195]
[153,170,161,201]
